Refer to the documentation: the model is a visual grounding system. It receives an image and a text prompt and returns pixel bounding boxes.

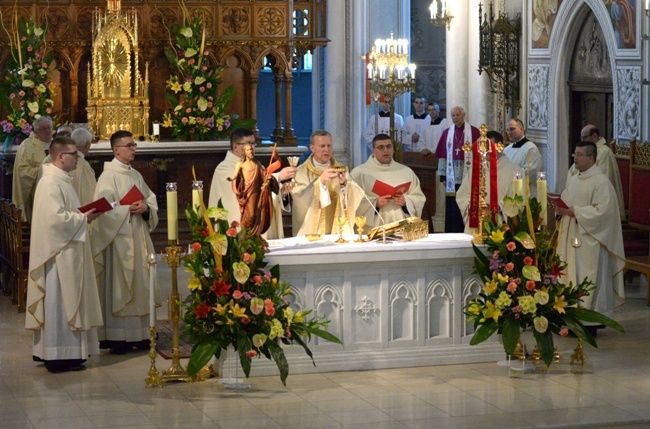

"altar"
[242,233,503,376]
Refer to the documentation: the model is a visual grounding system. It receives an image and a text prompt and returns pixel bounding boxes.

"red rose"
[523,256,534,266]
[226,228,237,237]
[525,280,536,291]
[191,242,202,252]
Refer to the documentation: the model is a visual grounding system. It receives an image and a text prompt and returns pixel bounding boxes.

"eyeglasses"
[60,151,79,158]
[115,143,137,149]
[572,153,589,158]
[374,144,393,151]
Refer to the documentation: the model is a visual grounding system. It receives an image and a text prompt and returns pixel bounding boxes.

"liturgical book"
[120,185,145,205]
[78,197,113,214]
[371,180,411,197]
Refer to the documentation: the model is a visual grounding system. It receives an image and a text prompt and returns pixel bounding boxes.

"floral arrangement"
[182,203,341,385]
[162,4,255,141]
[466,196,624,366]
[0,16,56,150]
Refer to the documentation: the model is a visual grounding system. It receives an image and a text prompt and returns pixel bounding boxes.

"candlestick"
[192,180,204,214]
[537,171,547,226]
[148,253,157,327]
[513,171,523,197]
[166,182,178,242]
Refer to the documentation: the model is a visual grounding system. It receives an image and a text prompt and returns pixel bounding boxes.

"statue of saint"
[228,143,280,236]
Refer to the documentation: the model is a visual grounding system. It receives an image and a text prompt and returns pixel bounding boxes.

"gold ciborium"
[354,216,366,243]
[335,216,348,243]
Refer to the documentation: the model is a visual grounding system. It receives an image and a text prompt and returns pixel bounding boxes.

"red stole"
[468,142,499,228]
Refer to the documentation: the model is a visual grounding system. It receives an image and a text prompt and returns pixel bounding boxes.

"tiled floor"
[2,274,650,429]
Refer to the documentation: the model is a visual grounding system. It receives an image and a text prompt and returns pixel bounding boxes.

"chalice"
[354,216,366,243]
[335,216,348,244]
[287,156,300,185]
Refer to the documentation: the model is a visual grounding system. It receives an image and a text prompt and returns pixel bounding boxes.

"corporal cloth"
[350,156,426,230]
[208,150,285,239]
[556,165,625,318]
[91,160,159,342]
[291,155,363,236]
[568,137,625,220]
[12,132,47,222]
[26,164,103,360]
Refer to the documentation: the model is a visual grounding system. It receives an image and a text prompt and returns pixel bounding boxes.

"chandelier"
[429,0,454,30]
[478,1,521,109]
[366,32,416,161]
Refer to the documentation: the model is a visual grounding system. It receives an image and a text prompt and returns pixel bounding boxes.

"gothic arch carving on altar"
[426,279,453,340]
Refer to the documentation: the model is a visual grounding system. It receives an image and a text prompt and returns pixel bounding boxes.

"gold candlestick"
[144,326,162,387]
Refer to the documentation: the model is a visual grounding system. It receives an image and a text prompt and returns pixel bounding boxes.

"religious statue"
[228,143,280,237]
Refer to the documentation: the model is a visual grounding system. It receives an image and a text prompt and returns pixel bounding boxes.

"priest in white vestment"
[568,125,625,220]
[556,141,625,320]
[350,133,426,231]
[207,128,295,238]
[290,130,363,236]
[12,116,53,222]
[26,136,103,372]
[456,131,521,234]
[419,103,448,155]
[91,131,160,354]
[503,118,543,199]
[363,101,404,152]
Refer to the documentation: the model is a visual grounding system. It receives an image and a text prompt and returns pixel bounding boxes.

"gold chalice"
[287,156,300,185]
[354,216,366,243]
[335,216,348,243]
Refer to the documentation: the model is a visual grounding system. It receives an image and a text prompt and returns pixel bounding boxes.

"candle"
[166,182,178,241]
[192,180,204,214]
[513,171,523,197]
[153,122,160,136]
[148,253,157,327]
[537,172,547,226]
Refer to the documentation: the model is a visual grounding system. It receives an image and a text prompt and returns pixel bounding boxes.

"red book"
[548,195,569,209]
[78,197,113,214]
[120,185,145,205]
[371,180,411,197]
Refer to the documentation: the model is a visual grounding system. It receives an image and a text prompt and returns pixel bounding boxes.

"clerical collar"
[413,113,427,120]
[378,110,390,117]
[431,116,443,125]
[511,137,529,148]
[312,159,330,169]
[111,157,132,170]
[371,155,391,167]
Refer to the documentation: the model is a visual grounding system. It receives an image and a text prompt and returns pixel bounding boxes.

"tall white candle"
[153,122,160,136]
[149,253,156,327]
[537,172,547,226]
[513,178,523,197]
[192,180,204,214]
[166,183,178,241]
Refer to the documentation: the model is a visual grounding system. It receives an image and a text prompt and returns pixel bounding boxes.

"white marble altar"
[243,233,503,376]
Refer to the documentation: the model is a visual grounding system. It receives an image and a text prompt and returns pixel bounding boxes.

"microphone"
[348,179,390,244]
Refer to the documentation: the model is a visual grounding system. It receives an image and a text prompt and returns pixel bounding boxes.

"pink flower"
[492,251,499,260]
[246,350,257,358]
[252,275,263,285]
[191,242,202,252]
[559,328,569,337]
[515,278,522,285]
[264,298,275,316]
[185,107,192,114]
[216,267,223,275]
[207,83,212,89]
[231,220,240,228]
[199,87,205,92]
[243,253,252,264]
[506,242,516,251]
[525,280,536,291]
[27,46,32,52]
[507,282,517,293]
[226,227,237,237]
[46,108,52,114]
[181,117,188,124]
[505,262,515,272]
[232,290,243,299]
[523,256,534,266]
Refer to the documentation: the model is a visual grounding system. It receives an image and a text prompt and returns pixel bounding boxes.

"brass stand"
[145,326,162,388]
[570,338,586,366]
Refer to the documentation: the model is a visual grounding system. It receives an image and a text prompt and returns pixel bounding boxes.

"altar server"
[350,133,426,230]
[26,136,103,372]
[503,118,543,199]
[92,130,159,354]
[291,130,363,236]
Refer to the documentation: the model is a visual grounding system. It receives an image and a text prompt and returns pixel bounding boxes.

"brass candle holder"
[145,326,162,387]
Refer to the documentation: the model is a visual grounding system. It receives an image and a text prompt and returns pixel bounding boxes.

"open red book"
[120,185,145,205]
[548,194,569,209]
[78,197,113,214]
[371,180,411,197]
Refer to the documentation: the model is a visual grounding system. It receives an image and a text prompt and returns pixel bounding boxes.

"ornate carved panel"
[528,64,549,130]
[257,6,287,37]
[616,66,641,139]
[222,6,252,36]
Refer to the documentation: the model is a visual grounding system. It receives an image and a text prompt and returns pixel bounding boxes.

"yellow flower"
[490,229,505,244]
[183,81,192,92]
[484,301,502,323]
[170,81,182,93]
[214,303,227,315]
[496,273,509,284]
[484,279,498,295]
[163,117,173,128]
[188,276,202,291]
[230,302,247,320]
[554,295,568,314]
[467,300,482,317]
[293,311,304,323]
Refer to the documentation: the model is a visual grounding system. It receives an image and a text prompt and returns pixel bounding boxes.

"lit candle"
[192,180,204,214]
[153,122,160,136]
[166,182,178,241]
[148,253,156,327]
[537,172,547,226]
[513,171,523,197]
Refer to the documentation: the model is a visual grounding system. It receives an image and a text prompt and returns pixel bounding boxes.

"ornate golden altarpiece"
[87,1,150,140]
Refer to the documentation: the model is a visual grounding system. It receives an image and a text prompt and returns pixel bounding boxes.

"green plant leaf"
[187,342,219,376]
[267,340,289,386]
[501,318,521,355]
[533,329,555,366]
[567,308,625,333]
[563,315,597,348]
[522,265,541,281]
[309,326,343,345]
[514,232,536,249]
[469,323,498,346]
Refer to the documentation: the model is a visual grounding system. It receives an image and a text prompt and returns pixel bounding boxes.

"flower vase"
[219,345,251,390]
[510,328,536,374]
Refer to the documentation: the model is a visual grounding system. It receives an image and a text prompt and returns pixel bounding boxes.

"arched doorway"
[567,11,614,169]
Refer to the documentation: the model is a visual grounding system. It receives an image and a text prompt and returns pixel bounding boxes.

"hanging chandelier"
[429,0,454,31]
